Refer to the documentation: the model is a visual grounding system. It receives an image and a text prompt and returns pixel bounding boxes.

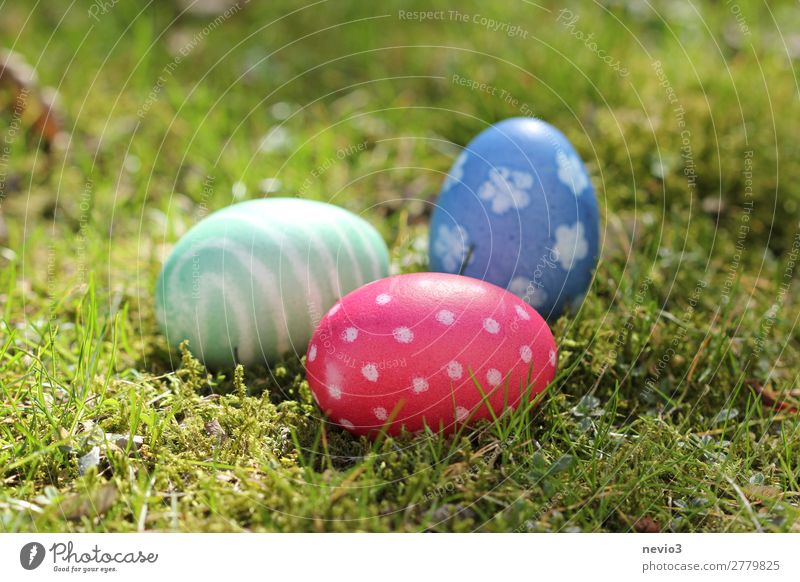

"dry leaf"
[78,446,100,475]
[57,483,117,521]
[744,484,782,501]
[634,516,661,533]
[106,433,144,451]
[204,419,227,441]
[0,48,66,149]
[747,379,798,414]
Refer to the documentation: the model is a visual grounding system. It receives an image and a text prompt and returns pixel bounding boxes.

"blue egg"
[428,117,599,319]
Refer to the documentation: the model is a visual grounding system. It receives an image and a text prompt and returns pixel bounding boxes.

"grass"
[1,0,799,532]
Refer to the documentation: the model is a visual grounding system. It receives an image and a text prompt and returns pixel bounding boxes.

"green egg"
[155,198,389,368]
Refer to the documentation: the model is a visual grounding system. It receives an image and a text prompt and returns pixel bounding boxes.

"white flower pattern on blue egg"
[442,151,468,192]
[433,224,469,272]
[478,167,533,214]
[556,150,589,196]
[553,222,589,271]
[507,277,528,296]
[529,287,548,309]
[508,277,549,309]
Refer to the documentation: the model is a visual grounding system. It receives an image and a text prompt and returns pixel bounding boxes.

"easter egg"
[305,272,556,437]
[156,198,390,368]
[428,117,599,319]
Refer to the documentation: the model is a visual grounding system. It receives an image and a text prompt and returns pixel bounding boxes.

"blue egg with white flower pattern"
[428,117,599,319]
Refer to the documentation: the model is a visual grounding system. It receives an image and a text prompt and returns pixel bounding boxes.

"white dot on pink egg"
[341,327,358,343]
[486,368,503,386]
[411,377,429,393]
[361,363,379,382]
[393,327,414,343]
[483,318,500,334]
[447,361,464,380]
[436,310,455,325]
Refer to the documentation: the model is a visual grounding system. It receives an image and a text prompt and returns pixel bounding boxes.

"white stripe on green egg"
[221,211,323,343]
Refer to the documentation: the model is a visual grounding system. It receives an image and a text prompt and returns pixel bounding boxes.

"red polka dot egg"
[305,273,557,437]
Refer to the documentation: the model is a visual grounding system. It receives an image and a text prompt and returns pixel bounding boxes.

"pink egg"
[305,273,557,437]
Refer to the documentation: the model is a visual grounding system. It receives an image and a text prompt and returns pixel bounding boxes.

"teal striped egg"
[156,198,390,368]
